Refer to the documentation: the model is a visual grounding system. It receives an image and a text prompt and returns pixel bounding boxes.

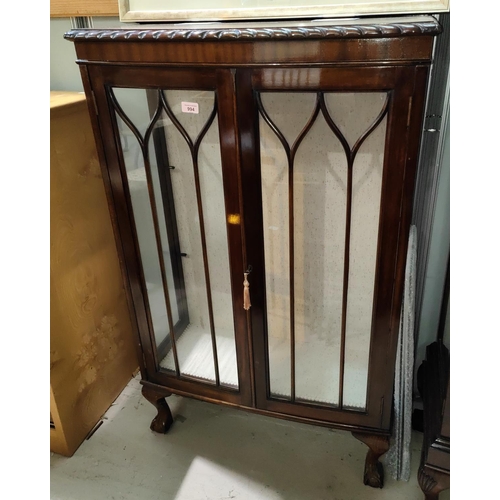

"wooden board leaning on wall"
[50,0,119,17]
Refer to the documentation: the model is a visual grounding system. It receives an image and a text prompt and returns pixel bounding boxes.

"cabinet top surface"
[64,14,441,43]
[50,91,87,110]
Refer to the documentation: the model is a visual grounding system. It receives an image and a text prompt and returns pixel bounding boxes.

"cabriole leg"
[141,385,174,434]
[352,432,390,488]
[418,466,450,500]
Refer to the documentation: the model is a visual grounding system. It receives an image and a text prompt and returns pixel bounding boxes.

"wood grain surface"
[50,91,137,457]
[50,0,118,18]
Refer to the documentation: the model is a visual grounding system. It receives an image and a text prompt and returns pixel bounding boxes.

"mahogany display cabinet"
[66,15,441,488]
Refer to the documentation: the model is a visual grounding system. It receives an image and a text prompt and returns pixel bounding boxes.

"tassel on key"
[243,272,251,311]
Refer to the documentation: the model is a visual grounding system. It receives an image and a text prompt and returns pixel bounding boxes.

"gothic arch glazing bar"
[258,90,390,409]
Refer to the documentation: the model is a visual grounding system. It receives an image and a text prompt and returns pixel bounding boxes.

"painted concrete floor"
[50,377,450,500]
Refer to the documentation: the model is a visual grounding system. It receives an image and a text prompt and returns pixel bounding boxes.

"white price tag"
[181,102,199,114]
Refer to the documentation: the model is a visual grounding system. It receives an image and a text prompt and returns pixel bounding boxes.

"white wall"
[50,18,83,92]
[50,17,124,92]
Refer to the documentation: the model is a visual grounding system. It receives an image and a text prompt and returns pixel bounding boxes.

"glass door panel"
[293,111,347,406]
[324,93,387,410]
[113,88,180,353]
[109,86,238,389]
[258,91,388,411]
[259,95,292,399]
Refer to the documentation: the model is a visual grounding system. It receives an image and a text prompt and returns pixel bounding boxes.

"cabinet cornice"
[64,19,441,43]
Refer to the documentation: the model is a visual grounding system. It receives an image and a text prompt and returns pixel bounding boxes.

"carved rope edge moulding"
[64,20,442,42]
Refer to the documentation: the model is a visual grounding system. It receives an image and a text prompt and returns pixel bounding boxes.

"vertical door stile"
[215,69,254,405]
[93,78,163,377]
[236,69,267,408]
[372,66,429,428]
[361,71,416,424]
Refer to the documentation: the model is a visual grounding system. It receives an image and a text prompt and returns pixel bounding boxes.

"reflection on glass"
[113,87,180,354]
[112,88,238,388]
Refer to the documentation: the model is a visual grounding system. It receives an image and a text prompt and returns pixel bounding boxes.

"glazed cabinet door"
[238,66,427,429]
[88,66,252,406]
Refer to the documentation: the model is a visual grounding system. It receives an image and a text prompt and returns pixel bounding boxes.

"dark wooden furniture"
[417,341,450,499]
[417,256,450,499]
[65,16,441,487]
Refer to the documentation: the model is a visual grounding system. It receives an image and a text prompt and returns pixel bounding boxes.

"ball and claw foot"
[352,432,390,489]
[142,385,174,434]
[363,459,384,488]
[418,466,449,500]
